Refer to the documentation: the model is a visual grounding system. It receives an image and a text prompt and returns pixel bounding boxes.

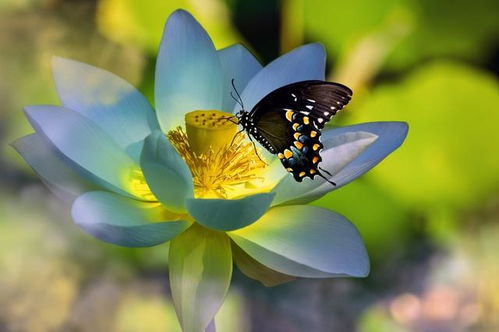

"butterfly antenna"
[231,78,245,110]
[230,91,244,109]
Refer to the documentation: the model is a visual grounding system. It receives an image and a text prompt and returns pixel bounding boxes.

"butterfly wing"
[248,80,352,182]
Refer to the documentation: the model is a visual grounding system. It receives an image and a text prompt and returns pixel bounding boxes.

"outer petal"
[185,193,274,231]
[231,242,296,287]
[218,44,262,113]
[140,131,194,213]
[236,43,326,113]
[52,57,159,162]
[12,134,99,203]
[155,9,223,133]
[169,224,232,332]
[72,191,190,247]
[229,205,369,278]
[273,122,408,205]
[272,131,378,206]
[25,105,137,197]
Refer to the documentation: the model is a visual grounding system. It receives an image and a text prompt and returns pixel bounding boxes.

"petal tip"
[166,8,199,29]
[51,56,81,76]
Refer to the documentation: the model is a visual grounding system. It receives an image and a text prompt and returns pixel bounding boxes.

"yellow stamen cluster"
[168,110,267,199]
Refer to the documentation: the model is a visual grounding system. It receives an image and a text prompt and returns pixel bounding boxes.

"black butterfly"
[234,80,353,185]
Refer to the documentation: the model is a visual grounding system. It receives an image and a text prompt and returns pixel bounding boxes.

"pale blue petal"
[229,205,369,278]
[72,191,190,247]
[25,105,136,197]
[235,43,326,113]
[12,134,99,203]
[140,131,194,213]
[218,44,262,113]
[185,193,274,231]
[169,224,232,332]
[273,122,408,205]
[52,57,159,162]
[155,9,223,133]
[272,131,378,206]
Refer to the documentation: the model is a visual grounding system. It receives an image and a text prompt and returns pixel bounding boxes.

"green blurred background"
[1,0,498,331]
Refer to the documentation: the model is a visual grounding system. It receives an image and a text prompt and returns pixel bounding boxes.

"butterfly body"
[236,80,352,183]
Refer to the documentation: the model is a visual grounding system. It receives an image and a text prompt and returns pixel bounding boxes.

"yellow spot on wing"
[294,141,303,149]
[286,168,293,172]
[312,156,319,164]
[285,110,294,122]
[292,123,300,131]
[299,171,306,177]
[293,132,301,140]
[278,152,284,159]
[310,130,317,138]
[303,116,310,124]
[284,149,293,159]
[310,169,317,174]
[312,143,320,151]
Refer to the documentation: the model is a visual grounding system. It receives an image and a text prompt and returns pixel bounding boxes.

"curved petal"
[231,242,295,287]
[140,131,194,213]
[229,205,369,278]
[52,57,159,162]
[72,191,190,247]
[185,193,274,231]
[236,43,326,113]
[169,223,232,332]
[273,122,408,205]
[155,9,223,133]
[25,105,137,197]
[11,134,100,203]
[272,131,378,206]
[218,44,262,113]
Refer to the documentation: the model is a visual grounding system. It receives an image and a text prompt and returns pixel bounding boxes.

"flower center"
[168,110,268,199]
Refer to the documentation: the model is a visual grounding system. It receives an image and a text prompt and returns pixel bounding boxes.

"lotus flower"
[13,9,408,332]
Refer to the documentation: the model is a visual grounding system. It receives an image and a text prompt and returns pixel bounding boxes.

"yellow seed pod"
[185,110,237,155]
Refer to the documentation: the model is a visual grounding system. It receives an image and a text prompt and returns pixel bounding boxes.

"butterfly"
[234,80,353,185]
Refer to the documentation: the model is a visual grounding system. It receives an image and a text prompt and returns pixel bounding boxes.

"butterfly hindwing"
[242,80,352,182]
[255,109,323,181]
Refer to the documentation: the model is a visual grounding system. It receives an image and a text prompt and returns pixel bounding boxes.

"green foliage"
[348,62,499,210]
[303,0,499,69]
[97,0,242,53]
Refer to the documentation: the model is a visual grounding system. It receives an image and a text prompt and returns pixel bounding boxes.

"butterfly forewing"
[245,80,352,182]
[250,80,352,129]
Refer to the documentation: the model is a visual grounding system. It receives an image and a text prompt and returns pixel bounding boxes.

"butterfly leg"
[319,167,333,176]
[317,167,336,186]
[246,133,268,166]
[229,128,245,147]
[317,172,336,186]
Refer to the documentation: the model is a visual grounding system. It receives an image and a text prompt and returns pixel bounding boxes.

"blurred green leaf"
[386,0,499,69]
[97,0,242,53]
[347,61,499,210]
[303,0,411,56]
[303,0,499,71]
